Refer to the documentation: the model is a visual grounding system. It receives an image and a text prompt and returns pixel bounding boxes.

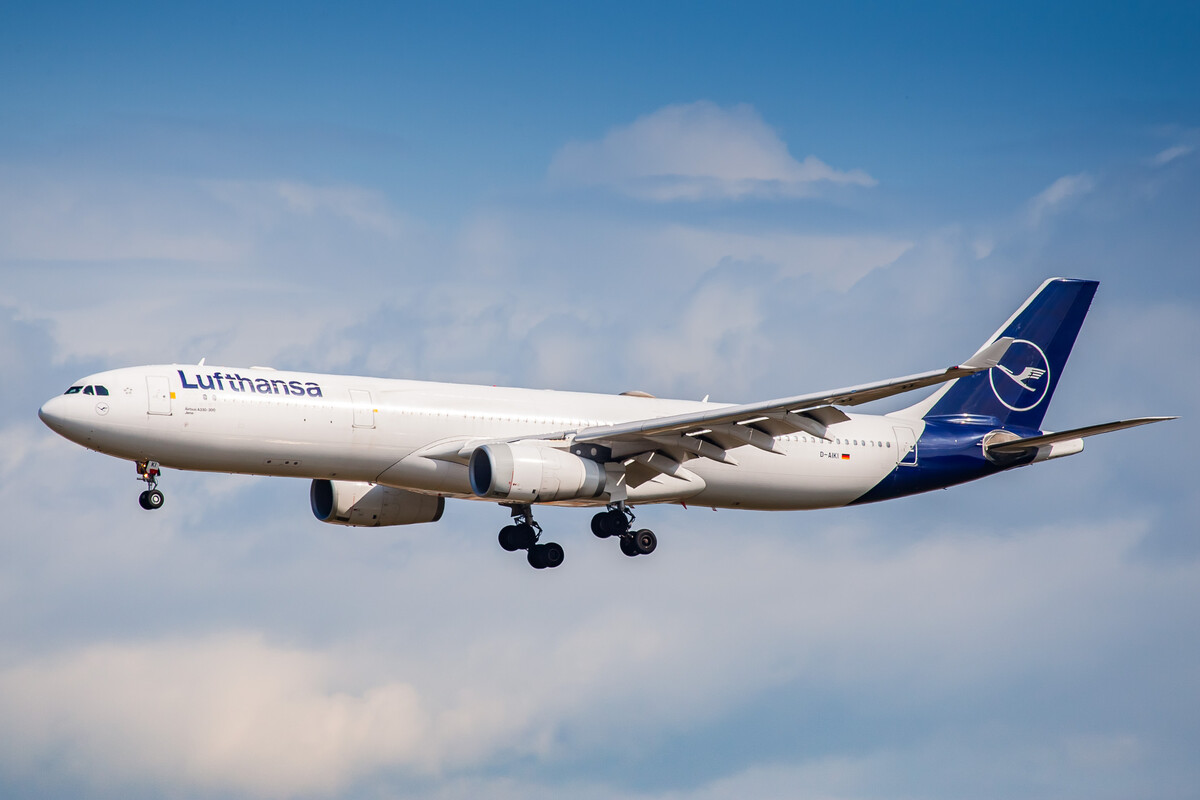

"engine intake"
[310,479,445,527]
[469,442,606,503]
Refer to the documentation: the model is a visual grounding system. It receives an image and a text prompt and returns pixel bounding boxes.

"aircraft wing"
[984,416,1177,453]
[565,337,1015,465]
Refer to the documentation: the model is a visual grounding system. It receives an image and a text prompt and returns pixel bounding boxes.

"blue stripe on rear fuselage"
[851,417,1038,504]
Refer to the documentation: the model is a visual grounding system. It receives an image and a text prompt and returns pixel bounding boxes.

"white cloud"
[0,167,245,263]
[0,170,409,266]
[2,518,1195,798]
[0,171,425,368]
[0,634,432,795]
[205,179,409,237]
[1150,143,1194,167]
[1028,172,1094,225]
[651,225,912,290]
[548,102,877,201]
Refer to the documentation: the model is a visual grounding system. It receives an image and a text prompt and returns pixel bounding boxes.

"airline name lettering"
[177,370,324,398]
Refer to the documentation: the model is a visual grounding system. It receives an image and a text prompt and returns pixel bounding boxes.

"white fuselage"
[39,365,923,511]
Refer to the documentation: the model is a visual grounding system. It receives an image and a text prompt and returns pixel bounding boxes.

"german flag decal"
[841,453,851,460]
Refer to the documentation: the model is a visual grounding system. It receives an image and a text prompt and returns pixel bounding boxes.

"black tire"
[591,512,611,539]
[527,545,548,569]
[619,536,639,557]
[138,491,151,510]
[606,508,628,534]
[542,542,565,568]
[514,523,537,549]
[634,529,656,555]
[145,489,165,510]
[498,525,520,552]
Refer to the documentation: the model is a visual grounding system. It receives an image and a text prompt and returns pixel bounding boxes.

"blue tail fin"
[904,278,1098,430]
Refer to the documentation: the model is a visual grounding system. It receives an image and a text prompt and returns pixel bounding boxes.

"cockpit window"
[95,385,109,396]
[84,386,94,395]
[65,386,83,395]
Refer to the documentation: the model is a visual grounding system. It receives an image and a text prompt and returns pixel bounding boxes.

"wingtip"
[961,336,1014,370]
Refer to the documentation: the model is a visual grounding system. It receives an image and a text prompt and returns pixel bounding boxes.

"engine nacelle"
[469,442,606,503]
[310,479,445,527]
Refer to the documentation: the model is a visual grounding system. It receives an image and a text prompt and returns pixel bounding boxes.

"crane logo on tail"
[989,339,1051,412]
[996,364,1047,392]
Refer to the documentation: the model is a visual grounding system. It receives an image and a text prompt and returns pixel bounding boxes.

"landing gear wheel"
[619,536,639,557]
[144,489,164,510]
[541,542,564,569]
[513,522,537,550]
[593,507,630,538]
[634,529,656,555]
[498,525,521,552]
[498,504,562,569]
[138,491,151,510]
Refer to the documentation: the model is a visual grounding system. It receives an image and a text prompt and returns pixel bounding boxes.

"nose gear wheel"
[135,460,165,511]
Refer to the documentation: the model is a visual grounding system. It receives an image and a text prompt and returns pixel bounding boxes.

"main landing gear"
[591,504,657,558]
[496,503,659,569]
[498,504,564,569]
[136,460,165,510]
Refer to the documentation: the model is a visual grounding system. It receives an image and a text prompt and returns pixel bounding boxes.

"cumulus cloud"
[0,635,431,795]
[548,102,877,201]
[2,517,1196,798]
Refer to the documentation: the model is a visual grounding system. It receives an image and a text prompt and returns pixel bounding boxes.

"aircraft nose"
[38,394,70,432]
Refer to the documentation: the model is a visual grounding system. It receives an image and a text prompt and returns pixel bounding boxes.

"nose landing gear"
[136,460,164,510]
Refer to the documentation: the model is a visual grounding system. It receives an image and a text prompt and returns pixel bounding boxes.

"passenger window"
[95,386,109,396]
[84,386,94,395]
[65,386,83,395]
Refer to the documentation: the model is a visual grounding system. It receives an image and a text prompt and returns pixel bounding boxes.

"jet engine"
[310,479,445,527]
[469,442,606,503]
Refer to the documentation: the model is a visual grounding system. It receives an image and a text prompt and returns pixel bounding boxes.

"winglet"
[960,336,1014,371]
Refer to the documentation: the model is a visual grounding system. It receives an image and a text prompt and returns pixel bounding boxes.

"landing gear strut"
[591,504,657,557]
[497,504,564,569]
[135,460,164,510]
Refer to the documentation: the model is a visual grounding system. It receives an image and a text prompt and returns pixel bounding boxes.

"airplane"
[38,278,1174,569]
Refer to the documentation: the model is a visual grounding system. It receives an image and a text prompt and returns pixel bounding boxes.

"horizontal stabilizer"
[985,416,1177,453]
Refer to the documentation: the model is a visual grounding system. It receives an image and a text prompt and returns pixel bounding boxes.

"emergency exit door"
[147,376,172,415]
[893,426,917,466]
[349,389,375,428]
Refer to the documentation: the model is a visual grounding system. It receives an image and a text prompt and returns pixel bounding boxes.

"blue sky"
[2,3,1198,799]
